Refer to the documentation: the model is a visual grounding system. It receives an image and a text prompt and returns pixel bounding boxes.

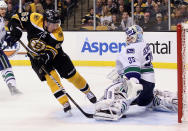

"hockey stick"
[18,40,94,118]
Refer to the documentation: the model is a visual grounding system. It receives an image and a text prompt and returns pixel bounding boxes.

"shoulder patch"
[126,48,135,54]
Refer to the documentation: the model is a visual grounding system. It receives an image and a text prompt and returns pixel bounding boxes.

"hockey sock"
[45,70,69,105]
[67,71,90,94]
[1,68,16,88]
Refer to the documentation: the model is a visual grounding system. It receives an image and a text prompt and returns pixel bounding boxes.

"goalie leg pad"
[147,89,178,112]
[94,110,123,121]
[94,99,128,121]
[94,77,143,121]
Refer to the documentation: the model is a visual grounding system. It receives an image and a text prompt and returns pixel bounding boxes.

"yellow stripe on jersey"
[45,45,58,58]
[51,27,64,42]
[30,13,44,30]
[12,14,20,21]
[11,14,24,28]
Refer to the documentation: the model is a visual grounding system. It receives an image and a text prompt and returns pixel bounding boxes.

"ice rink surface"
[0,66,188,131]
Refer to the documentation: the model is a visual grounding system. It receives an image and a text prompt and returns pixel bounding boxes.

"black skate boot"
[86,91,97,104]
[63,102,71,112]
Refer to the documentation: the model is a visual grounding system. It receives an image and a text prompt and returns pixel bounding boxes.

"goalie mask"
[125,25,143,44]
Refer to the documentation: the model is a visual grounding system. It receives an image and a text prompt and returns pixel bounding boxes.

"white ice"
[0,66,188,131]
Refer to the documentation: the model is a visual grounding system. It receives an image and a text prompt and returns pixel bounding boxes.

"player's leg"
[132,79,155,106]
[29,57,71,112]
[45,70,71,112]
[67,71,97,103]
[0,51,22,95]
[54,51,97,103]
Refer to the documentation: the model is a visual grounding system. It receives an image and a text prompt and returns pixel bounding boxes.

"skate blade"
[11,92,23,96]
[64,110,73,117]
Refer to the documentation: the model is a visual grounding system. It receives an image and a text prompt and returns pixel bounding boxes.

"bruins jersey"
[11,12,64,58]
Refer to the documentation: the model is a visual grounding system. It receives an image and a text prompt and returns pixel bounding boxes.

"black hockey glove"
[7,22,23,47]
[5,34,18,47]
[37,51,54,65]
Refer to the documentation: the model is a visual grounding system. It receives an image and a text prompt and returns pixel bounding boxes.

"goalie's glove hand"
[5,34,18,47]
[36,51,54,65]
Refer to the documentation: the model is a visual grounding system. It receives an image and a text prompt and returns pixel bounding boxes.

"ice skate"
[8,83,22,96]
[86,91,97,104]
[63,101,71,112]
[63,102,72,117]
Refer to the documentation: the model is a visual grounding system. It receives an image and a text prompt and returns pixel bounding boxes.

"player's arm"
[37,45,58,65]
[5,14,23,46]
[6,12,31,46]
[38,27,63,65]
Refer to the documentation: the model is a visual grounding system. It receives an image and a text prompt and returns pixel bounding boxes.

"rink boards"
[5,32,177,69]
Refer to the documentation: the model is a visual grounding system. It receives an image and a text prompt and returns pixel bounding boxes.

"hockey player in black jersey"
[8,9,97,112]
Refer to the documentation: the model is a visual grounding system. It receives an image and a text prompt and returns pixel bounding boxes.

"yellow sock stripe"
[58,95,69,105]
[67,71,90,94]
[80,83,90,94]
[45,70,68,104]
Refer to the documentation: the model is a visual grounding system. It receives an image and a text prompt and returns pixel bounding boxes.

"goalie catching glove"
[94,77,143,121]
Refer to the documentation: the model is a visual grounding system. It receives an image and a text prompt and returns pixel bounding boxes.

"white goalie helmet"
[125,25,143,44]
[0,0,7,8]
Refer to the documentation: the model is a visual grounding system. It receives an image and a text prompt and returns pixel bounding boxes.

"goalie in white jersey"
[94,25,178,121]
[0,1,22,95]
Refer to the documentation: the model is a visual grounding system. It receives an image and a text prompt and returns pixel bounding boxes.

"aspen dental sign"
[69,32,176,63]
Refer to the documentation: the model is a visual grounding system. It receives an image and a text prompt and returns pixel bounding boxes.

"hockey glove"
[7,22,23,47]
[37,51,54,65]
[5,33,18,47]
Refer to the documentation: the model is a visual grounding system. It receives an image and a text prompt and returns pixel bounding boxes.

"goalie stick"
[18,40,94,118]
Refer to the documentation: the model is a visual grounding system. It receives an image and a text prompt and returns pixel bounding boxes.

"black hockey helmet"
[43,9,60,23]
